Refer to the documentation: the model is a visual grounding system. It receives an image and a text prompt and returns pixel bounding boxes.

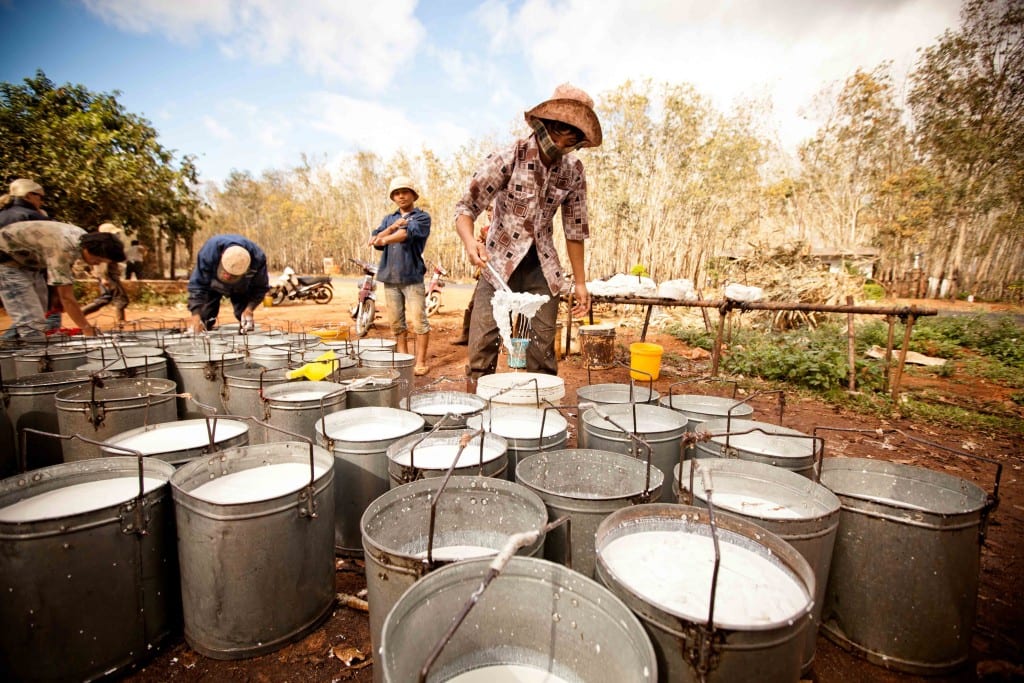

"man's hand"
[570,281,590,318]
[188,313,205,334]
[240,311,255,333]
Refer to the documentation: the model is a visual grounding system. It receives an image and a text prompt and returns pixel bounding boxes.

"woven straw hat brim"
[525,99,602,148]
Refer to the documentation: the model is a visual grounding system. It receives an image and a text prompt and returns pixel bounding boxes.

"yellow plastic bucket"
[629,342,664,381]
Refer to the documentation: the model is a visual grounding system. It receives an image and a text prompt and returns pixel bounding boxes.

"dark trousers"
[192,293,250,330]
[466,249,560,379]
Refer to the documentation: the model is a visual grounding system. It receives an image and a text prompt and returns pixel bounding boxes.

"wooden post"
[891,313,917,401]
[846,295,856,391]
[883,315,896,393]
[711,311,726,377]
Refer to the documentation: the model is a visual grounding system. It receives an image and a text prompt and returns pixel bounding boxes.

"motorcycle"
[425,263,448,317]
[349,258,379,337]
[269,267,333,305]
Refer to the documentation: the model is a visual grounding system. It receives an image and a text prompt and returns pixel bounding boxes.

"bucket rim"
[517,449,665,501]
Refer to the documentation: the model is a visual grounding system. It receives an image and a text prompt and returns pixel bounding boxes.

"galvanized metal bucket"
[260,381,347,443]
[102,418,249,466]
[85,344,164,363]
[467,406,568,482]
[5,369,95,471]
[820,456,997,675]
[380,555,658,683]
[697,419,821,479]
[386,429,509,487]
[0,456,180,682]
[221,366,293,444]
[333,366,401,409]
[659,393,755,460]
[56,377,178,462]
[169,441,335,659]
[358,349,414,404]
[675,458,840,673]
[361,475,548,682]
[516,448,664,578]
[14,345,89,378]
[579,403,689,482]
[577,382,661,405]
[314,406,424,554]
[165,347,246,418]
[399,390,487,429]
[595,503,814,683]
[475,371,566,407]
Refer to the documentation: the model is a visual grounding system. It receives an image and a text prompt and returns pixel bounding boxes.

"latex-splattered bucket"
[467,406,568,482]
[334,366,401,409]
[578,323,616,369]
[260,381,348,443]
[169,441,335,659]
[400,390,487,430]
[516,448,664,578]
[380,556,657,683]
[595,503,814,683]
[579,403,688,482]
[0,456,179,682]
[577,382,661,405]
[5,369,95,472]
[386,429,509,487]
[659,393,754,461]
[696,419,821,479]
[102,418,250,467]
[361,475,548,683]
[675,458,840,673]
[221,366,293,444]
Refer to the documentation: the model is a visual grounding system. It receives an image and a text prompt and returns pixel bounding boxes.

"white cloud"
[83,0,424,91]
[202,115,234,142]
[305,91,471,157]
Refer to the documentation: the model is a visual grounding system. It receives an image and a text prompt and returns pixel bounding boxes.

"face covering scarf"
[530,118,582,163]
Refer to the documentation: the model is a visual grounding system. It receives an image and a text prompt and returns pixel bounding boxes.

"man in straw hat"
[0,220,125,338]
[0,178,49,229]
[370,176,432,375]
[187,234,269,333]
[454,82,600,389]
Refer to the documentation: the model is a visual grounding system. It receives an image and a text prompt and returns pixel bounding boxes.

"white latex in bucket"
[476,372,564,407]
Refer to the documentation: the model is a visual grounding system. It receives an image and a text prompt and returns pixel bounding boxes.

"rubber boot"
[414,331,430,376]
[465,375,478,394]
[395,332,408,354]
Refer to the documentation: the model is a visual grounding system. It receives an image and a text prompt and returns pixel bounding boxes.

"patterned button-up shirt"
[0,221,85,285]
[454,134,589,295]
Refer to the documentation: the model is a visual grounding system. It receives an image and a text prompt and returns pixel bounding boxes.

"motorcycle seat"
[296,275,331,286]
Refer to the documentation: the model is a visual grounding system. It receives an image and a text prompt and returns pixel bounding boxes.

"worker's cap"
[220,245,251,276]
[9,178,44,197]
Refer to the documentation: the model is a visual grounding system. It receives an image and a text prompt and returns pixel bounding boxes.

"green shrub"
[862,282,885,300]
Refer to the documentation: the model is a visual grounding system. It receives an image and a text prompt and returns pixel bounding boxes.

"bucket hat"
[9,178,44,197]
[524,83,602,148]
[387,176,419,200]
[220,245,251,276]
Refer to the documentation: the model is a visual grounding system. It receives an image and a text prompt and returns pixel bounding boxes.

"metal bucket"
[169,441,335,659]
[659,393,755,460]
[400,390,487,429]
[380,555,657,683]
[674,458,840,673]
[314,406,425,554]
[86,345,164,363]
[516,448,664,578]
[578,382,661,405]
[56,377,178,462]
[245,345,297,370]
[595,503,814,683]
[5,369,95,471]
[819,456,995,675]
[165,349,246,418]
[579,404,688,482]
[476,371,565,407]
[467,406,568,482]
[102,418,250,466]
[76,355,169,379]
[14,346,89,378]
[359,349,414,403]
[578,323,616,369]
[697,419,821,479]
[260,381,347,443]
[387,429,509,487]
[361,475,548,681]
[0,456,179,682]
[334,366,401,408]
[221,366,293,444]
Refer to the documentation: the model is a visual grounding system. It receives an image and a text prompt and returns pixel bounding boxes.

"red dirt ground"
[4,284,1022,683]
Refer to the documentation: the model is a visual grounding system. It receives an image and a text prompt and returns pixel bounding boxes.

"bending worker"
[187,234,269,333]
[454,83,600,389]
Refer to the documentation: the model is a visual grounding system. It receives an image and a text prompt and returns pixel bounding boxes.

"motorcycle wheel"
[425,292,441,317]
[355,299,375,337]
[313,285,333,304]
[271,287,286,306]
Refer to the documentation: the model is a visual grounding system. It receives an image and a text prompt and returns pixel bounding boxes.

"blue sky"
[1,0,962,184]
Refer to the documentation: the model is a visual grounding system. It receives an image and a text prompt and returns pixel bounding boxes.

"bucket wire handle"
[712,424,823,477]
[589,404,658,500]
[316,387,348,442]
[812,426,1003,538]
[20,428,152,534]
[416,515,569,683]
[691,463,723,683]
[422,428,487,565]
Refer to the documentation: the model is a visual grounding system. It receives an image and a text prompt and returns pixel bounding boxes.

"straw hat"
[524,83,602,148]
[387,176,419,200]
[220,245,251,275]
[9,178,44,197]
